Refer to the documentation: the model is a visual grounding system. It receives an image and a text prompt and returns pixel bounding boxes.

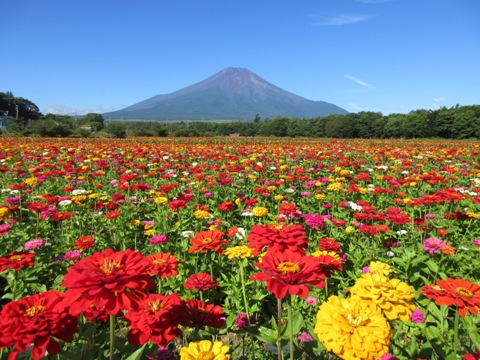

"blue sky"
[2,0,480,116]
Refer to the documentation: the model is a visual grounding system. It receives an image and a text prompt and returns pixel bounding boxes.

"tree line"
[1,92,478,139]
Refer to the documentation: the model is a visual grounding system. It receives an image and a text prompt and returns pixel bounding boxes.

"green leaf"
[255,326,278,344]
[425,325,448,359]
[461,316,480,349]
[124,343,146,360]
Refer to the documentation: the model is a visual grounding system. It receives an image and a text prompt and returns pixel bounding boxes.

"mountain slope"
[103,68,348,120]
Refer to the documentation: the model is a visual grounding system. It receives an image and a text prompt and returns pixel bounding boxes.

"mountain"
[103,68,348,120]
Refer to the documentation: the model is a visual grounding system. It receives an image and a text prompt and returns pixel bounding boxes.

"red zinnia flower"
[181,299,226,330]
[247,224,308,256]
[318,238,341,253]
[250,250,327,299]
[144,252,180,279]
[279,202,297,216]
[188,230,228,254]
[105,210,121,220]
[27,202,48,214]
[218,201,235,212]
[50,212,74,221]
[0,290,78,360]
[74,236,95,250]
[124,293,185,346]
[184,272,218,291]
[61,248,155,316]
[0,251,35,272]
[421,278,480,317]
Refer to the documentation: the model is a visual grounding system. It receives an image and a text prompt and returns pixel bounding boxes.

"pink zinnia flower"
[63,250,82,261]
[24,238,45,251]
[409,309,425,323]
[423,238,445,254]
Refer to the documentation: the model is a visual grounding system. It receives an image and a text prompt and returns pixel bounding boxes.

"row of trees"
[153,104,480,139]
[1,91,479,139]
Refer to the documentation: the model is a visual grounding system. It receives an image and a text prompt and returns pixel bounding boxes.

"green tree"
[105,122,127,138]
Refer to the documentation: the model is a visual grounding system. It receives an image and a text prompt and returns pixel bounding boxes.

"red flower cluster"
[184,272,218,291]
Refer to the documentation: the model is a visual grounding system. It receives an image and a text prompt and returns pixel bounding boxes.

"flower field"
[0,136,479,360]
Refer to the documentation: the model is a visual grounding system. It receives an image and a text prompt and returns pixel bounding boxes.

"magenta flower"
[63,250,82,261]
[409,309,425,323]
[149,234,168,245]
[423,238,445,254]
[297,332,314,342]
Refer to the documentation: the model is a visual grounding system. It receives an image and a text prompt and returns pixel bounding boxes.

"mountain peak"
[103,68,347,120]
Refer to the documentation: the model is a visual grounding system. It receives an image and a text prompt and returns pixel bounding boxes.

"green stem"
[277,298,283,360]
[109,314,115,360]
[287,295,294,360]
[453,308,459,360]
[239,259,250,320]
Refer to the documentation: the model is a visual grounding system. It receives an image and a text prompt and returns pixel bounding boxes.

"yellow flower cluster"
[24,177,38,186]
[155,196,168,205]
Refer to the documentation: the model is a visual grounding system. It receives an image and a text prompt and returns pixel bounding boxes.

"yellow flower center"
[99,258,121,274]
[456,286,473,298]
[153,259,166,265]
[277,261,300,274]
[25,305,44,317]
[268,224,285,233]
[148,300,165,313]
[10,255,23,261]
[202,237,213,244]
[197,352,214,360]
[345,311,365,327]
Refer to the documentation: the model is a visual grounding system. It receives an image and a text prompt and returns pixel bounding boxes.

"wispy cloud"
[345,75,373,89]
[312,14,374,26]
[349,103,364,111]
[431,97,445,109]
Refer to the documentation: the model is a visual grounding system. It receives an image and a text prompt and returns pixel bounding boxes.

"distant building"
[0,111,8,131]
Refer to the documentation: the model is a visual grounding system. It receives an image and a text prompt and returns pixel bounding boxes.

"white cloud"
[433,97,445,103]
[313,14,373,26]
[43,104,123,116]
[345,75,373,89]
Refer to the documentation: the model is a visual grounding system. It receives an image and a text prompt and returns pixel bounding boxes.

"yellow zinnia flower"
[224,245,255,259]
[365,261,393,276]
[350,272,415,322]
[194,209,211,219]
[314,295,391,360]
[155,196,168,205]
[0,206,10,221]
[180,340,231,360]
[252,206,269,217]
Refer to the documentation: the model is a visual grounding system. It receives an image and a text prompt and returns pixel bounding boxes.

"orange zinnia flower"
[188,230,228,254]
[61,248,155,316]
[421,278,480,317]
[0,290,78,360]
[144,252,181,278]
